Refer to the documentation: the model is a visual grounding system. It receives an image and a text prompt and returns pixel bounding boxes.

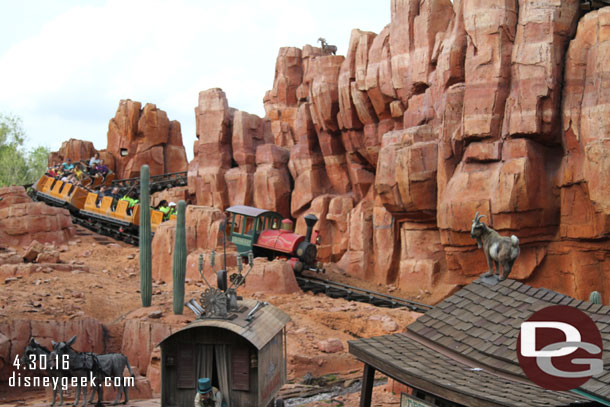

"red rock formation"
[50,100,188,180]
[253,144,291,218]
[264,47,302,147]
[107,100,188,178]
[0,187,74,248]
[288,103,331,216]
[238,259,301,294]
[375,126,438,218]
[50,139,96,166]
[190,89,233,208]
[121,316,174,377]
[339,199,374,280]
[389,0,453,103]
[226,111,272,207]
[46,0,610,302]
[462,0,517,140]
[561,7,610,240]
[503,0,580,142]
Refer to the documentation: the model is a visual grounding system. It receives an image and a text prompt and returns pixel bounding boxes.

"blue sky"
[0,0,390,160]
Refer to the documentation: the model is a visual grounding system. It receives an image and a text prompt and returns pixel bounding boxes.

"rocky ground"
[0,226,422,406]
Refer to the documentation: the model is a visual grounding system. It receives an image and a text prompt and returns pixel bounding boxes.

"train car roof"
[157,299,290,350]
[226,205,282,218]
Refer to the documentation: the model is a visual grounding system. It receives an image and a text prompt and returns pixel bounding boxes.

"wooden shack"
[159,300,290,407]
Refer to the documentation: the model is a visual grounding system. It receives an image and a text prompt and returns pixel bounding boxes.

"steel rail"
[296,275,433,313]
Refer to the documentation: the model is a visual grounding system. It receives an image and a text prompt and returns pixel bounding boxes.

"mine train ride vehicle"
[225,205,324,274]
[30,175,167,243]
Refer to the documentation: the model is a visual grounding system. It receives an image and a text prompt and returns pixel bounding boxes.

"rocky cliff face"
[189,0,610,300]
[46,1,610,301]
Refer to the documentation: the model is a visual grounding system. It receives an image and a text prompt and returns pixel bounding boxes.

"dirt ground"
[0,226,426,406]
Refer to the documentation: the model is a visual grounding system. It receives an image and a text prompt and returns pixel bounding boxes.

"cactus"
[172,200,187,314]
[139,165,152,307]
[589,291,602,304]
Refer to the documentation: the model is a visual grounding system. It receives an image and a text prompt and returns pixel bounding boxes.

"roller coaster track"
[111,171,187,193]
[296,275,433,313]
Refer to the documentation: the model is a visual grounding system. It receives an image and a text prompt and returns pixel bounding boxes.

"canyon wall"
[188,1,610,300]
[46,1,610,301]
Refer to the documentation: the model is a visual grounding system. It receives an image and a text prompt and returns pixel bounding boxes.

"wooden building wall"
[257,331,286,407]
[161,326,285,407]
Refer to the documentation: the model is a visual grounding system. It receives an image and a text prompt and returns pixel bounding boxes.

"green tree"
[0,113,50,187]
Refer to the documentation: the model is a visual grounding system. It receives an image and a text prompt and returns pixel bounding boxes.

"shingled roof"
[349,277,610,407]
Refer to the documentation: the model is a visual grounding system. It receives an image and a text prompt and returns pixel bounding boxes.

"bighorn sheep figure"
[318,37,337,55]
[470,212,520,281]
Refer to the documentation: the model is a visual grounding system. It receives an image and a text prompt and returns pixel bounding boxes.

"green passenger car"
[225,205,284,254]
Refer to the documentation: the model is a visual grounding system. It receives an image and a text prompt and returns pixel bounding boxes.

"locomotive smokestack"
[304,214,318,243]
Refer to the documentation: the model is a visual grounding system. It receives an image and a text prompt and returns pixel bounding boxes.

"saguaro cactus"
[139,165,152,307]
[172,200,187,314]
[589,291,602,304]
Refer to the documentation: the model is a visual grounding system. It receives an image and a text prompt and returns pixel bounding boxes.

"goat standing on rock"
[470,212,520,281]
[318,37,337,55]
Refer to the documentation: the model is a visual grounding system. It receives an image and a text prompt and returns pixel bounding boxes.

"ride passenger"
[168,202,177,217]
[61,158,74,172]
[155,200,171,220]
[121,190,139,215]
[194,378,225,407]
[95,159,109,178]
[73,163,87,181]
[47,166,59,178]
[108,187,122,200]
[89,152,101,169]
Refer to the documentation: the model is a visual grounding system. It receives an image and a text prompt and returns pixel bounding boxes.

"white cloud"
[0,0,389,161]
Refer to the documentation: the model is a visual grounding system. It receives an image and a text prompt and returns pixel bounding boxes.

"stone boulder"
[238,259,301,294]
[253,144,291,218]
[375,126,438,218]
[22,240,44,262]
[317,338,344,353]
[0,187,75,248]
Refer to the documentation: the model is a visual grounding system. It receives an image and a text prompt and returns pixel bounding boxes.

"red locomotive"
[225,205,323,273]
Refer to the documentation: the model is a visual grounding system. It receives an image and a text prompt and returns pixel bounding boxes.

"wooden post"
[360,363,375,407]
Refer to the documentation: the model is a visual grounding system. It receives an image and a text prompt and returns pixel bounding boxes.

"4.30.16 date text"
[13,354,69,370]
